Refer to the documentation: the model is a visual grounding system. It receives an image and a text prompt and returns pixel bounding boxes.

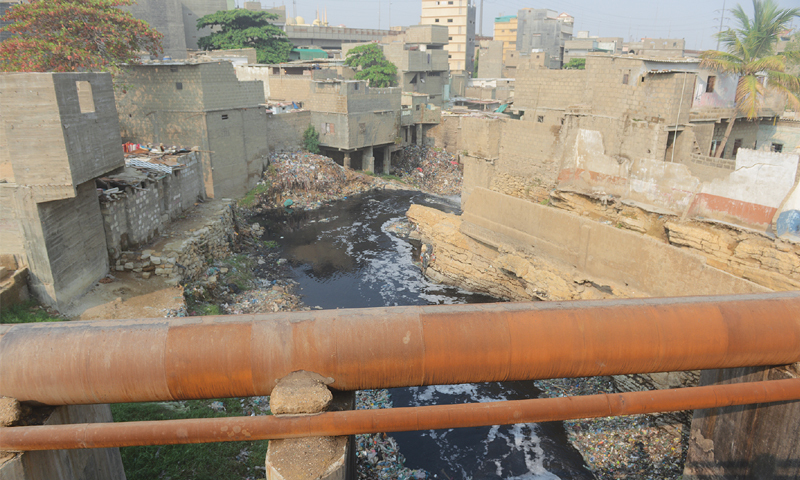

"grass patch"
[238,183,270,208]
[263,240,279,249]
[111,399,269,480]
[221,254,256,291]
[380,174,403,182]
[0,300,65,324]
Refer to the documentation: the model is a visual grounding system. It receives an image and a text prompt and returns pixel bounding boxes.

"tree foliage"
[563,58,586,70]
[0,0,163,74]
[303,124,320,154]
[197,9,291,64]
[344,43,398,88]
[700,0,800,156]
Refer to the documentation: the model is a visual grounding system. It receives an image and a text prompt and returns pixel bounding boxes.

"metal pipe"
[1,293,800,405]
[2,378,799,452]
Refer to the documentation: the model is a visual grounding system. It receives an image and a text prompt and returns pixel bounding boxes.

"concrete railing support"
[383,148,391,174]
[265,372,353,480]
[343,153,351,169]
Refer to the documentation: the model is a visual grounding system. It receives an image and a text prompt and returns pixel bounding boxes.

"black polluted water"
[254,189,594,480]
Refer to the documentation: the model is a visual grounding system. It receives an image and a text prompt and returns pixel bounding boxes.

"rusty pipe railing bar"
[2,292,800,405]
[2,378,799,452]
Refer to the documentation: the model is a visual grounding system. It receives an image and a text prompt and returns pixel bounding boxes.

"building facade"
[420,0,476,74]
[516,8,573,69]
[493,15,518,63]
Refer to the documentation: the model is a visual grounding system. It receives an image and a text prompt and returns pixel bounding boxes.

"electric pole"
[480,0,484,37]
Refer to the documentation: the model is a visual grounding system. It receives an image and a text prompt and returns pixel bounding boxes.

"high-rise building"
[493,15,518,63]
[516,8,573,69]
[420,0,476,74]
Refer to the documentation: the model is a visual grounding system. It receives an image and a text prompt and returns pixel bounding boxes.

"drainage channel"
[253,189,593,480]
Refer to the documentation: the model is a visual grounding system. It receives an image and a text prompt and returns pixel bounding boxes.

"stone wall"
[112,201,234,284]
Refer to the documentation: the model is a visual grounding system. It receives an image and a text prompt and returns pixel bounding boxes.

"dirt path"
[61,271,184,320]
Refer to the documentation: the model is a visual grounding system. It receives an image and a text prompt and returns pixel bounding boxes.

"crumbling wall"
[113,201,234,284]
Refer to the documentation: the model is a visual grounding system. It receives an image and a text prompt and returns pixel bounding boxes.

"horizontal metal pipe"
[2,378,799,451]
[1,292,799,405]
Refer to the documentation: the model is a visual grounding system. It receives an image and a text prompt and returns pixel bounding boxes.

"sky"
[241,0,799,51]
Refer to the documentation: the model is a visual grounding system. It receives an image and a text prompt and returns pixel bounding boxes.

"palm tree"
[700,0,800,158]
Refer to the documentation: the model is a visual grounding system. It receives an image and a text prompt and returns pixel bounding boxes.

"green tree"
[473,51,479,78]
[0,0,162,74]
[563,58,586,70]
[701,0,800,157]
[303,124,320,154]
[344,43,398,88]
[196,9,291,64]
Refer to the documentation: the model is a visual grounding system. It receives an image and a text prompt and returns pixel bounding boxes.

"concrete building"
[309,79,401,172]
[515,8,573,69]
[493,15,518,63]
[0,73,124,309]
[127,0,234,59]
[476,39,504,78]
[235,61,355,103]
[563,36,623,63]
[115,61,269,199]
[243,1,287,26]
[368,25,451,106]
[625,38,686,58]
[420,0,477,74]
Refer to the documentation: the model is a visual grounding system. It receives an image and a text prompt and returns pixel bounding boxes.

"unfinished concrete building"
[0,73,124,309]
[625,38,686,58]
[115,61,269,199]
[235,61,355,104]
[308,79,401,173]
[515,8,573,69]
[476,40,504,78]
[563,37,623,63]
[376,25,451,106]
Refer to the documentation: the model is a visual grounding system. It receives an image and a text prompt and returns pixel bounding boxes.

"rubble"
[393,145,463,196]
[535,377,689,480]
[355,390,429,480]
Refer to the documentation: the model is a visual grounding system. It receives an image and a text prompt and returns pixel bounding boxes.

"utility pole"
[293,0,297,19]
[379,0,381,29]
[716,0,726,50]
[479,0,484,37]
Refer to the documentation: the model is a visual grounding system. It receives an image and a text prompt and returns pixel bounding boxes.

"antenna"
[293,0,296,18]
[715,0,727,50]
[479,0,484,37]
[379,0,381,30]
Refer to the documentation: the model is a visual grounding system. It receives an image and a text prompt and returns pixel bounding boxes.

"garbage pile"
[261,150,376,210]
[393,145,462,196]
[355,390,428,480]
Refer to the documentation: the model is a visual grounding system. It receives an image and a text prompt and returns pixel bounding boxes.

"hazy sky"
[242,0,799,51]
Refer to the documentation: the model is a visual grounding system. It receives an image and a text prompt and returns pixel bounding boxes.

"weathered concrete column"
[363,146,374,173]
[343,152,351,169]
[416,124,423,146]
[383,148,391,174]
[265,372,353,480]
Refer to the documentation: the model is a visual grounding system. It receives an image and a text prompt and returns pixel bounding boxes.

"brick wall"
[269,75,313,102]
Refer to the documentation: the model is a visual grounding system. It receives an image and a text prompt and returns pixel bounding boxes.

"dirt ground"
[61,271,184,320]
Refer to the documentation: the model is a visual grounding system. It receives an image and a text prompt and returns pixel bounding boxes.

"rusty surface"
[2,378,799,451]
[1,293,799,405]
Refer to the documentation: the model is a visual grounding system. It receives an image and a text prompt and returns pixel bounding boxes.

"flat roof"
[494,15,516,22]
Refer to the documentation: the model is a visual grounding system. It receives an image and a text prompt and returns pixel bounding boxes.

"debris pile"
[355,390,428,480]
[535,377,689,479]
[258,150,377,210]
[393,145,462,196]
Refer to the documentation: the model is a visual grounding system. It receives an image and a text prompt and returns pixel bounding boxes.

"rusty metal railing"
[1,292,799,451]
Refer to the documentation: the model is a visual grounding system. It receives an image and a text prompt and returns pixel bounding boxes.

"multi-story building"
[420,0,476,74]
[516,8,573,69]
[373,25,451,106]
[493,15,518,63]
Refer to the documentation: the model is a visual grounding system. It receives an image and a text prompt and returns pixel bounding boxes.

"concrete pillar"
[364,146,374,173]
[265,371,353,480]
[416,124,424,146]
[343,152,351,169]
[383,148,391,175]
